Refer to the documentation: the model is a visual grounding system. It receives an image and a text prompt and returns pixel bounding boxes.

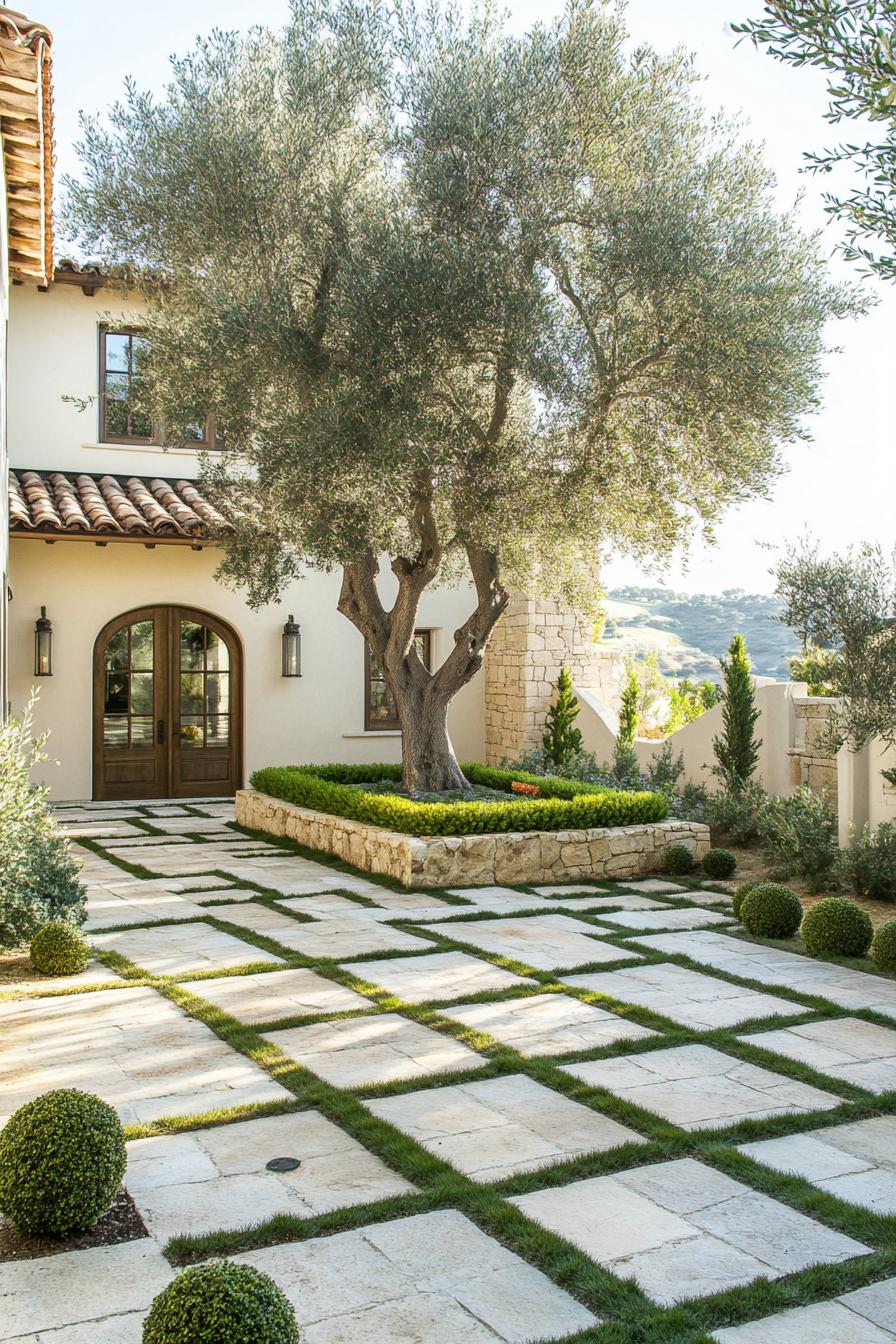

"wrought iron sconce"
[34,606,53,676]
[281,614,301,678]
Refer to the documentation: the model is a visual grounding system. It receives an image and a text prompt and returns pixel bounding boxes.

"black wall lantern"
[281,614,301,678]
[34,606,53,677]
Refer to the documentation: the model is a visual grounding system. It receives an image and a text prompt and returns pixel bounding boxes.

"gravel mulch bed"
[0,1188,148,1261]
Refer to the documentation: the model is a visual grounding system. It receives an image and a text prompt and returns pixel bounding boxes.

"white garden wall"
[577,673,896,844]
[575,677,811,796]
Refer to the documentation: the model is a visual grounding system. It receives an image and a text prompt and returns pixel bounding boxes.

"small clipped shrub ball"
[732,882,760,921]
[739,883,803,939]
[664,844,695,876]
[702,848,737,880]
[30,921,89,976]
[0,1088,125,1236]
[143,1261,301,1344]
[801,897,873,959]
[871,919,896,974]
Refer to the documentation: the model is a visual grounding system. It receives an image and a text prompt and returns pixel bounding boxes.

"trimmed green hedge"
[143,1261,300,1344]
[0,1089,125,1236]
[249,762,667,837]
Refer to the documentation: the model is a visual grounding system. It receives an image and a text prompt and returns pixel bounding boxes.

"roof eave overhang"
[10,528,219,547]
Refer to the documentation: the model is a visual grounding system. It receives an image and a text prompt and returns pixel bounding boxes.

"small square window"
[98,326,218,448]
[364,630,432,732]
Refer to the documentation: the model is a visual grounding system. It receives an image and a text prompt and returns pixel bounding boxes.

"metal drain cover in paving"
[266,1156,301,1172]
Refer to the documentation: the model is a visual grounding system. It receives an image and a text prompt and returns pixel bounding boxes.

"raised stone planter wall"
[236,788,710,888]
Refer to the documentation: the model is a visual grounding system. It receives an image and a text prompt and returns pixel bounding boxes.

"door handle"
[157,718,166,744]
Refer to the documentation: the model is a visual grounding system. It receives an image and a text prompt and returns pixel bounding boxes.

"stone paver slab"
[635,929,896,1019]
[595,908,736,932]
[264,1013,485,1087]
[562,1043,841,1130]
[0,1239,172,1340]
[441,991,657,1056]
[7,1313,147,1343]
[366,1073,642,1181]
[178,967,369,1023]
[128,1111,416,1240]
[212,902,434,958]
[366,890,457,914]
[713,1298,896,1342]
[434,914,642,971]
[91,921,283,975]
[739,1018,896,1093]
[739,1116,896,1213]
[217,858,388,899]
[190,887,258,904]
[530,884,615,898]
[676,889,734,907]
[346,951,534,1002]
[235,1208,598,1340]
[0,985,290,1125]
[564,962,801,1029]
[278,893,383,919]
[84,882,212,930]
[511,1158,870,1305]
[616,879,689,894]
[278,893,456,922]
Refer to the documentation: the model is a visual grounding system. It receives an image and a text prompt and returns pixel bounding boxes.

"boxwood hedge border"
[249,762,667,837]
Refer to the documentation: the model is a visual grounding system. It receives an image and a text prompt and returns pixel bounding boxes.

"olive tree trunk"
[338,539,508,794]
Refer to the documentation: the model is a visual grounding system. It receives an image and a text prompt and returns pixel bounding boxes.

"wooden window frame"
[98,324,218,449]
[364,629,432,732]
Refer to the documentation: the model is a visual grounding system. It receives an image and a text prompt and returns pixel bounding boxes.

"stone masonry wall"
[237,788,710,888]
[485,594,607,765]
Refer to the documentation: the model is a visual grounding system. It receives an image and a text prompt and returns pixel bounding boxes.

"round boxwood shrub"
[30,921,89,976]
[871,919,896,974]
[702,848,737,880]
[143,1261,301,1344]
[664,844,695,876]
[0,1088,125,1236]
[732,881,761,921]
[739,883,803,939]
[801,897,873,959]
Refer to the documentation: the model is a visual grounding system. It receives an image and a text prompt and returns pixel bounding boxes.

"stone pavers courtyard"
[738,1116,896,1215]
[561,1043,843,1130]
[510,1157,870,1305]
[4,795,896,1341]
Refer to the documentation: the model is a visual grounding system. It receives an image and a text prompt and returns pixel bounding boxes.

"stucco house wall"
[6,281,484,799]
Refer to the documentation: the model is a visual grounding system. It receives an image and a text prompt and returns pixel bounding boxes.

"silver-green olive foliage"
[64,0,860,787]
[735,0,896,282]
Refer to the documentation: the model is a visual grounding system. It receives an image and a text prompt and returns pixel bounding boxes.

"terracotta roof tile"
[0,11,54,285]
[9,469,233,542]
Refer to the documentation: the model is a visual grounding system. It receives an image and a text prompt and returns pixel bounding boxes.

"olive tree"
[65,0,859,791]
[735,1,896,281]
[772,534,896,751]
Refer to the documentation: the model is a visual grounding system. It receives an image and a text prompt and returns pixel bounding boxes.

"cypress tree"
[542,667,583,770]
[618,663,640,746]
[612,662,642,785]
[713,633,762,794]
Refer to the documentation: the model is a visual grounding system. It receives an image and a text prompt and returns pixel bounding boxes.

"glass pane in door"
[179,620,229,749]
[103,619,154,748]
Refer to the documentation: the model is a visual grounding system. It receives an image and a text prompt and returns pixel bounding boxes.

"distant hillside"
[602,587,798,680]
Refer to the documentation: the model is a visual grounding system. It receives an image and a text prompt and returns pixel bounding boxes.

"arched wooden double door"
[93,606,243,800]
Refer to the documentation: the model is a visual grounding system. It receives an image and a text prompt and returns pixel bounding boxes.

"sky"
[36,0,895,596]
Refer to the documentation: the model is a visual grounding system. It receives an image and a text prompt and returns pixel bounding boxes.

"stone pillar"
[788,696,839,805]
[484,593,601,764]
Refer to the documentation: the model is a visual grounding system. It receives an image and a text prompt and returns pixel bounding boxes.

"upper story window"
[100,328,152,443]
[365,630,432,731]
[99,326,217,448]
